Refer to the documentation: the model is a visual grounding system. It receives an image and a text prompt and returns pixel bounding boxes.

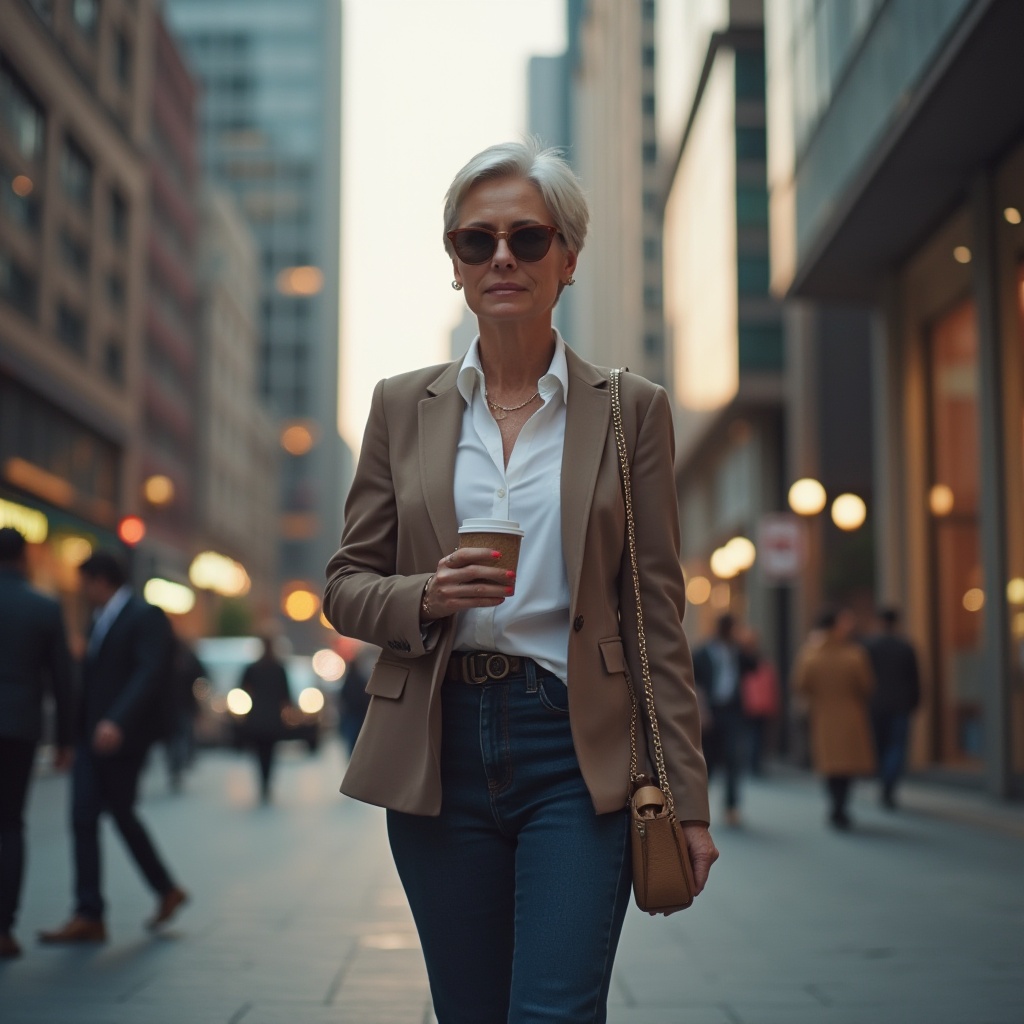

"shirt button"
[573,615,585,632]
[497,488,506,498]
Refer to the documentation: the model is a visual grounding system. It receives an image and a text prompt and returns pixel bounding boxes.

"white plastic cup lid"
[458,518,524,537]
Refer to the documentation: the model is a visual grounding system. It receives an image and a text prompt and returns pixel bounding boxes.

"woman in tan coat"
[793,607,876,829]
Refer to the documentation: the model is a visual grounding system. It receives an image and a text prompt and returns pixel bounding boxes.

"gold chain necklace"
[485,389,539,421]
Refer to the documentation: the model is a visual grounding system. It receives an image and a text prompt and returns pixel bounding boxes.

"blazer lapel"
[419,362,463,556]
[561,348,611,612]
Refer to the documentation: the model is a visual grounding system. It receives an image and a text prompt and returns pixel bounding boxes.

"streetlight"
[831,493,867,531]
[788,478,827,516]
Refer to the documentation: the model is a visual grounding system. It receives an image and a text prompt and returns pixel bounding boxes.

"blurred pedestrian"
[793,607,876,830]
[239,637,292,804]
[0,528,75,959]
[163,637,205,793]
[738,627,781,776]
[323,140,715,1024]
[337,644,376,757]
[863,607,921,809]
[693,614,755,825]
[39,551,188,945]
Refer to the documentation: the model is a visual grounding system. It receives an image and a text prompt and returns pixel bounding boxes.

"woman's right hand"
[420,547,516,621]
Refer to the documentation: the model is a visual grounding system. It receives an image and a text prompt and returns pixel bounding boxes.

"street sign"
[757,513,806,582]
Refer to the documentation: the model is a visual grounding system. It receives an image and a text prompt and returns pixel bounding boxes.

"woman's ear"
[564,249,578,281]
[452,259,463,289]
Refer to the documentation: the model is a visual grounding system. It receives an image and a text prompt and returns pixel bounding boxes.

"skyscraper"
[165,0,346,652]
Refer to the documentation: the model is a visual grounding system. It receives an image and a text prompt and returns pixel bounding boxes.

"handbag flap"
[365,662,409,700]
[599,637,627,674]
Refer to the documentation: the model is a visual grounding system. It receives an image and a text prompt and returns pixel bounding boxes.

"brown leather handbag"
[610,369,697,916]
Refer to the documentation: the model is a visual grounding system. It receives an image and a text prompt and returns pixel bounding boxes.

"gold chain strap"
[610,368,675,815]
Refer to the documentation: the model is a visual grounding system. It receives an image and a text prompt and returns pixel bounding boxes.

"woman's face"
[451,176,577,329]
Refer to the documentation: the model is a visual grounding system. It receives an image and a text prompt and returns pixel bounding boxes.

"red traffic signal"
[117,515,146,546]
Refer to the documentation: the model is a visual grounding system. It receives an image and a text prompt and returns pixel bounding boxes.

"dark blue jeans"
[387,661,631,1024]
[872,712,911,789]
[0,738,37,932]
[72,744,175,920]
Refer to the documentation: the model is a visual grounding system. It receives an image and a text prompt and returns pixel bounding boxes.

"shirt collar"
[456,329,569,406]
[98,584,132,623]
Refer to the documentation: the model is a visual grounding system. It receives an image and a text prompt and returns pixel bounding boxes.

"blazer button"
[573,615,585,632]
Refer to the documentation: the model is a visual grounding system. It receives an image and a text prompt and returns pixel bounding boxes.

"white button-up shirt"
[451,332,571,682]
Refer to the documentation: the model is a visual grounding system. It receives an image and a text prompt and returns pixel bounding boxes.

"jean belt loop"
[524,657,538,693]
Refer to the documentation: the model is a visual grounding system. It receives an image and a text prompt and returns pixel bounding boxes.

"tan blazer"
[323,344,710,823]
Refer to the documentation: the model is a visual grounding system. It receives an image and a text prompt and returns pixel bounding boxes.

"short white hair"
[443,139,589,258]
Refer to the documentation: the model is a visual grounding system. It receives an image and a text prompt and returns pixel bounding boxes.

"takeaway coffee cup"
[457,518,524,573]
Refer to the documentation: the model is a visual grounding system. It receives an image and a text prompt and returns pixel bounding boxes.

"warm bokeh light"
[117,515,146,546]
[281,423,315,456]
[1004,207,1022,225]
[709,583,731,609]
[685,575,712,605]
[144,474,175,506]
[276,265,323,296]
[709,546,738,580]
[788,478,827,516]
[831,493,867,531]
[724,536,756,571]
[312,648,346,681]
[953,245,971,264]
[58,535,92,566]
[929,484,955,516]
[283,586,320,621]
[11,174,33,196]
[143,578,196,615]
[0,497,49,543]
[189,551,251,596]
[298,687,326,714]
[1014,612,1024,638]
[962,588,985,612]
[226,688,253,715]
[1006,578,1024,605]
[320,610,333,628]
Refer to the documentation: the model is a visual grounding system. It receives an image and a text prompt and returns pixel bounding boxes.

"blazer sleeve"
[105,603,173,735]
[623,383,710,825]
[323,377,436,658]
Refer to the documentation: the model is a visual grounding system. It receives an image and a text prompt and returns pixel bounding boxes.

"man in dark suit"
[39,551,188,944]
[0,528,74,958]
[692,614,755,827]
[864,606,921,809]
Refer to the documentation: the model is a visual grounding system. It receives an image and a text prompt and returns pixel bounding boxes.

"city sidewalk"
[2,741,1022,1024]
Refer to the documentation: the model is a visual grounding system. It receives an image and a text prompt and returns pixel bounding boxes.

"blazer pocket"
[599,636,627,675]
[365,662,409,700]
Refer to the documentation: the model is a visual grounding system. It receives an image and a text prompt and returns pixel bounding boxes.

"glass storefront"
[927,298,984,767]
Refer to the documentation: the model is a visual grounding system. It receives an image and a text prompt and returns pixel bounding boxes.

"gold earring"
[565,277,575,286]
[452,280,463,291]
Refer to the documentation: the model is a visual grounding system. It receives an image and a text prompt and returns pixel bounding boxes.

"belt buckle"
[465,654,489,684]
[485,654,511,680]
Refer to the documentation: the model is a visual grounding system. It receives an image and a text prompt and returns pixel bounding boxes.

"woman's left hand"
[681,823,719,896]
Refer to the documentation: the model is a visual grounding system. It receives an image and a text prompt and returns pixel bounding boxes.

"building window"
[103,338,124,384]
[642,141,657,164]
[0,164,42,231]
[641,45,655,69]
[735,49,765,100]
[643,286,661,310]
[738,322,783,371]
[736,184,769,226]
[113,30,132,86]
[106,272,124,308]
[71,0,99,39]
[0,61,46,162]
[927,298,983,766]
[0,248,37,319]
[56,301,86,354]
[60,137,93,211]
[59,228,90,277]
[642,92,655,117]
[643,332,662,355]
[737,255,770,294]
[736,126,767,161]
[109,188,127,242]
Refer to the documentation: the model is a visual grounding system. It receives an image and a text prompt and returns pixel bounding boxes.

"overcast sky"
[339,0,566,450]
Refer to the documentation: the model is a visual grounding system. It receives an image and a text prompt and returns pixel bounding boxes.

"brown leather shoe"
[146,886,188,930]
[0,932,22,958]
[38,916,107,944]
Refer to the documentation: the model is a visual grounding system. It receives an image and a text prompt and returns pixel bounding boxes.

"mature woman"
[324,140,716,1024]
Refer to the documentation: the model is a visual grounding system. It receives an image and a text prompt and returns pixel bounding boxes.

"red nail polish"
[505,570,516,579]
[492,550,502,559]
[505,587,514,595]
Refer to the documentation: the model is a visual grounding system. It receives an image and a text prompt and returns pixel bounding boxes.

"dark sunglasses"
[446,224,560,264]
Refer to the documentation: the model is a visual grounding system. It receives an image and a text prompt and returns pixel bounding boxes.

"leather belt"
[446,651,524,684]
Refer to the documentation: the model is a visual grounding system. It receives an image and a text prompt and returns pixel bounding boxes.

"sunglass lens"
[510,226,553,261]
[453,230,494,264]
